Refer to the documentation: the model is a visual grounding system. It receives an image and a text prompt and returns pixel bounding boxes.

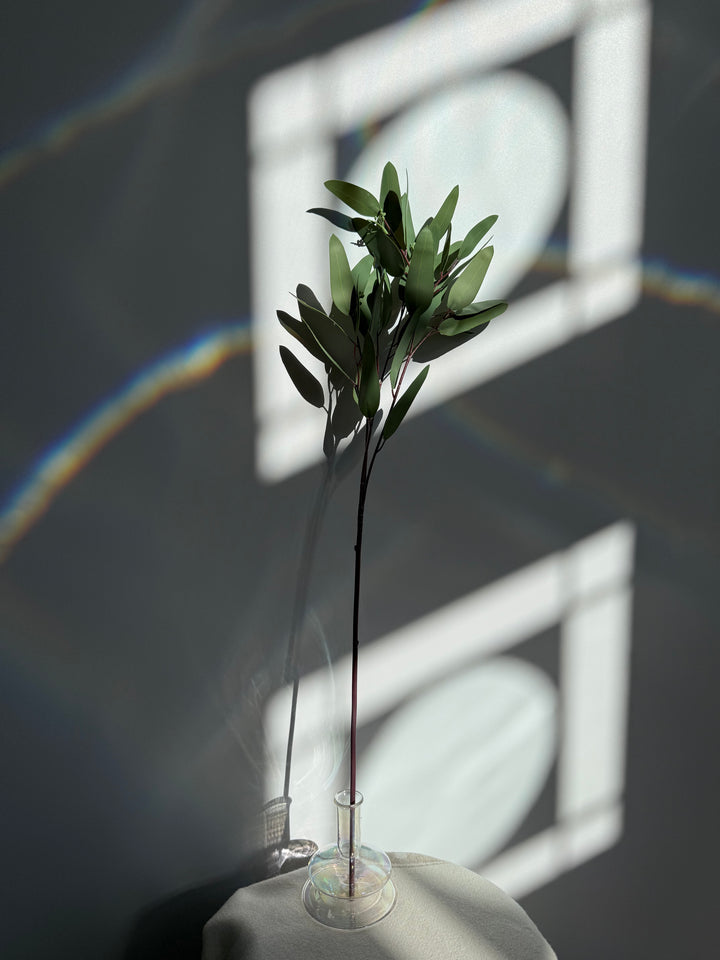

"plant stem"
[349,420,373,895]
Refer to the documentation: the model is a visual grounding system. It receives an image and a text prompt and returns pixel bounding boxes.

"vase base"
[302,873,396,929]
[302,791,396,928]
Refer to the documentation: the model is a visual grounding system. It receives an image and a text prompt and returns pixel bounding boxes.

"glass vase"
[302,789,396,929]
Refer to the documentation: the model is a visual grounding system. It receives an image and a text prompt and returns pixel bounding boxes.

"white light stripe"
[327,0,578,129]
[558,588,634,818]
[483,803,623,898]
[569,1,652,273]
[566,522,635,599]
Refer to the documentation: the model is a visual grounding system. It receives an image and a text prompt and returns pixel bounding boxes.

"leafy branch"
[277,162,507,893]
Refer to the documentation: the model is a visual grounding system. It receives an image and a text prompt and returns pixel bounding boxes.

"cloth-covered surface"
[202,852,557,959]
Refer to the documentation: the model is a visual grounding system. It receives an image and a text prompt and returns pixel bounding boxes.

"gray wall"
[1,1,718,957]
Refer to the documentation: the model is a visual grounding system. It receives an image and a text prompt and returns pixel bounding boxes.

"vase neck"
[334,789,362,858]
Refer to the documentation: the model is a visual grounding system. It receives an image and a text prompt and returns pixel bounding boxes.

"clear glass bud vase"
[302,789,396,929]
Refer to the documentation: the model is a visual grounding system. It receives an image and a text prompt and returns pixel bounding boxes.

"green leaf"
[351,217,373,239]
[279,346,325,408]
[389,275,403,320]
[358,264,377,334]
[358,294,372,332]
[412,324,489,362]
[352,254,374,291]
[352,255,374,328]
[390,312,419,388]
[331,382,362,439]
[329,234,353,315]
[383,190,403,242]
[440,240,463,279]
[430,185,459,247]
[357,335,380,417]
[404,224,436,313]
[370,281,385,336]
[296,284,356,381]
[436,225,452,279]
[400,191,415,248]
[454,297,506,318]
[383,365,429,440]
[458,215,497,260]
[377,324,393,378]
[446,245,494,312]
[329,301,355,338]
[438,299,507,335]
[380,162,401,205]
[362,227,380,263]
[295,284,326,317]
[381,277,395,331]
[276,309,326,364]
[307,208,355,231]
[375,230,406,276]
[324,179,380,217]
[416,289,446,329]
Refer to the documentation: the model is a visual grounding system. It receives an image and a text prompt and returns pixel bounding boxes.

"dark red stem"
[349,421,373,895]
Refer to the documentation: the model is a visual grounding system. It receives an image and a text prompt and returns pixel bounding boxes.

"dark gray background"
[1,1,718,957]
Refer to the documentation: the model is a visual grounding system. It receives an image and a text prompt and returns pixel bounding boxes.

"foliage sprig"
[277,161,508,458]
[276,163,507,895]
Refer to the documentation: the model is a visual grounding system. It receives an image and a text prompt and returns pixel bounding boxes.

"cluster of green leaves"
[277,161,507,455]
